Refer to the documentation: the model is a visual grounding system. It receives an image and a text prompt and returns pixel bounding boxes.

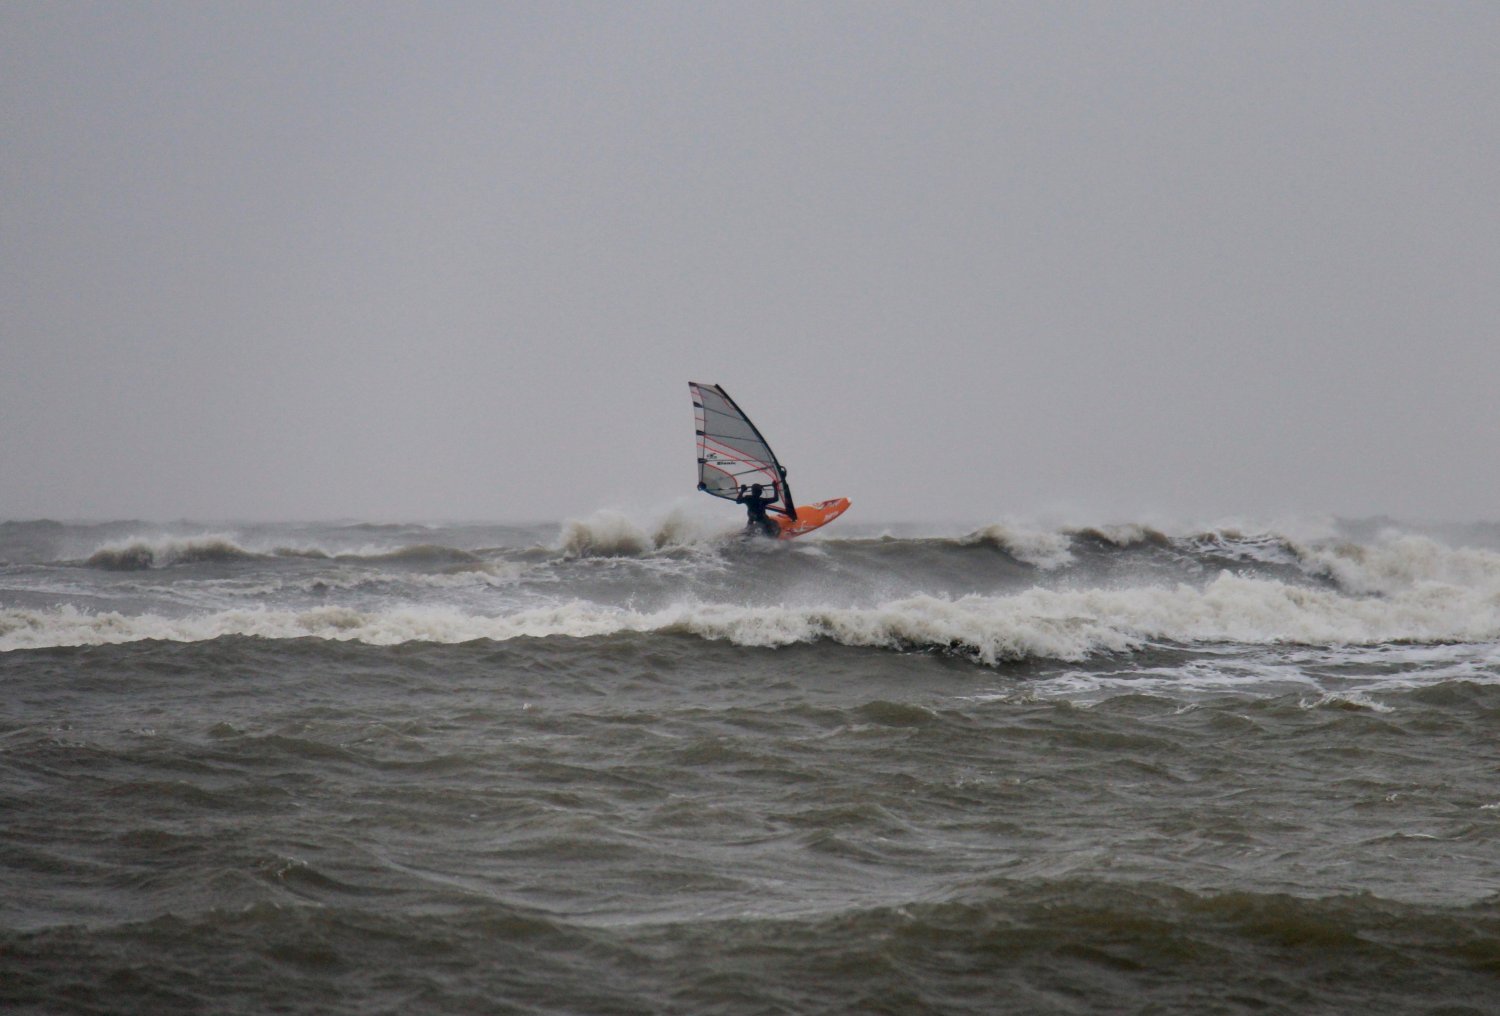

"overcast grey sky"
[4,1,1497,524]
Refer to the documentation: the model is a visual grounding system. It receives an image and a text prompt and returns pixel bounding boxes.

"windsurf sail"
[689,382,796,520]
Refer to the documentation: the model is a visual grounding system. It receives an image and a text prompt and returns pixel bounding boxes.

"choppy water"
[3,513,1499,1014]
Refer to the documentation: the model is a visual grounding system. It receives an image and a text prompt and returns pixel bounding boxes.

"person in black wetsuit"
[736,483,781,538]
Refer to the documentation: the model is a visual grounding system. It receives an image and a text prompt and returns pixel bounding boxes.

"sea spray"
[559,510,653,558]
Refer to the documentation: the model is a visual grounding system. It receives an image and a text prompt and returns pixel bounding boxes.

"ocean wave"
[54,520,1500,597]
[558,511,655,558]
[1297,534,1500,597]
[1068,523,1175,549]
[961,523,1076,570]
[78,535,494,571]
[7,570,1499,662]
[340,544,483,567]
[952,522,1500,599]
[85,536,263,570]
[557,507,732,558]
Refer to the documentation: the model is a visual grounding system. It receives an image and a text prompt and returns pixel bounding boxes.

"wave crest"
[86,536,261,570]
[962,523,1076,570]
[558,511,653,558]
[9,566,1500,662]
[1299,534,1500,597]
[346,544,481,567]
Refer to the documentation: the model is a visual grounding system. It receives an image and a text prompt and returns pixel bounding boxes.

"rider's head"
[750,483,763,496]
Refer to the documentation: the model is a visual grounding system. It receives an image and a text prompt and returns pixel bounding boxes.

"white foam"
[964,522,1076,570]
[0,601,630,651]
[1296,534,1500,597]
[556,503,741,558]
[7,567,1500,661]
[1080,523,1160,547]
[649,503,735,549]
[557,510,656,558]
[1299,691,1395,713]
[84,533,259,569]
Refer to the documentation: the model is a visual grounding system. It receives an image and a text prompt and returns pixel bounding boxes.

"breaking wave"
[79,536,491,571]
[558,511,655,558]
[8,518,1497,684]
[86,536,262,570]
[7,566,1500,662]
[961,523,1076,570]
[557,506,731,557]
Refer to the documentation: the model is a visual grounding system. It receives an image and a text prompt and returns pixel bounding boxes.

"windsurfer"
[736,483,781,538]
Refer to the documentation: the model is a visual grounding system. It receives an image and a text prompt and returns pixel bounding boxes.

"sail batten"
[688,382,796,518]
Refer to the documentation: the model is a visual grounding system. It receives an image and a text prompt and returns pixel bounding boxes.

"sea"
[2,510,1498,1015]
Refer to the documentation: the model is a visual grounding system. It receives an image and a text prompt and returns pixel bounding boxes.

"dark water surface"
[3,517,1498,1013]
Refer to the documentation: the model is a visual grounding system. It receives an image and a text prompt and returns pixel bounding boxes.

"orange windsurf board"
[775,498,851,539]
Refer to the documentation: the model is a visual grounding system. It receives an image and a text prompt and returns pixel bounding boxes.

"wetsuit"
[736,485,781,538]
